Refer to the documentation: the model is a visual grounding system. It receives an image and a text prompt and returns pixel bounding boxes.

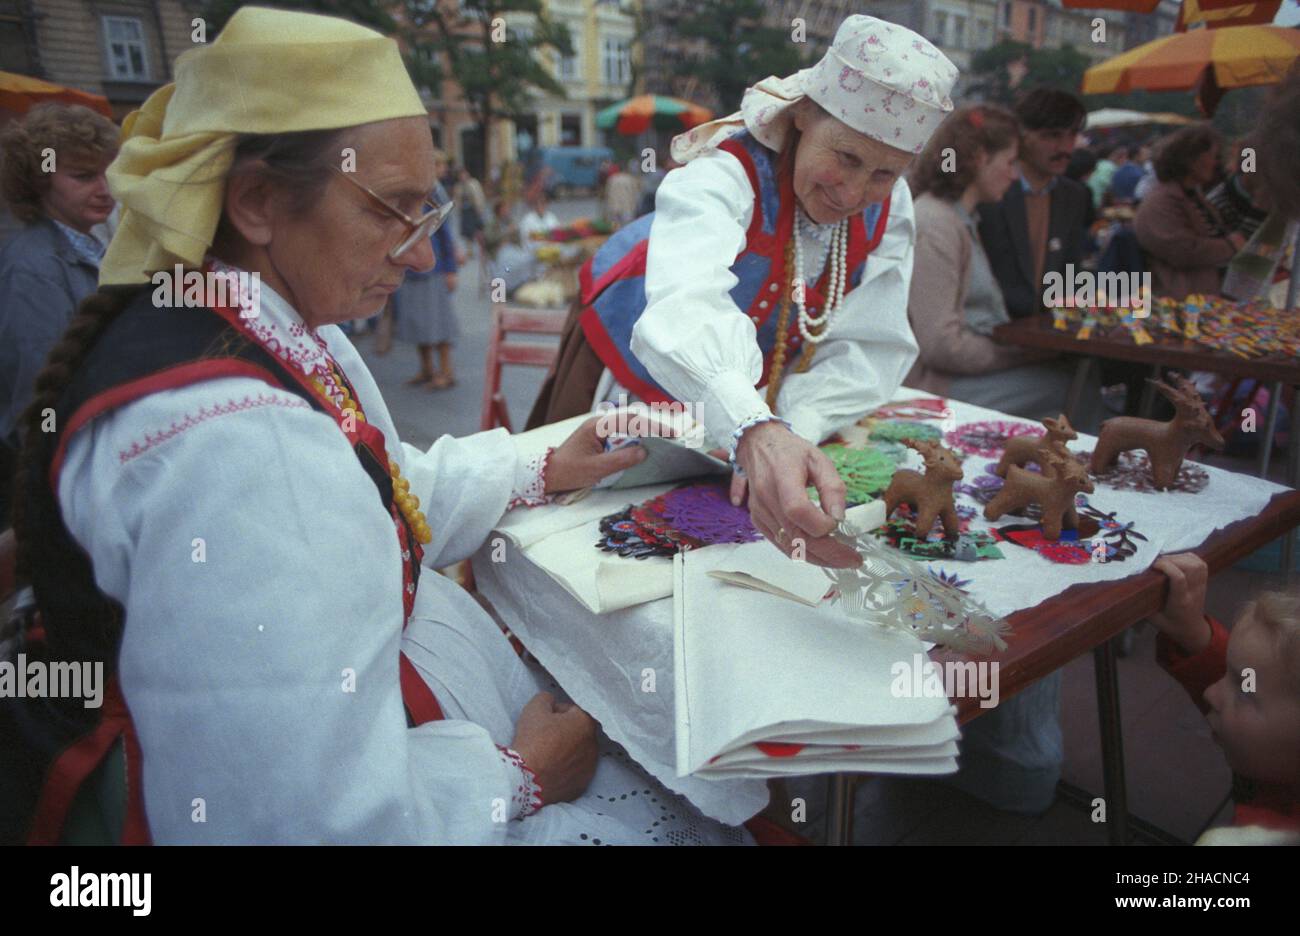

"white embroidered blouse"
[56,275,554,842]
[628,145,921,448]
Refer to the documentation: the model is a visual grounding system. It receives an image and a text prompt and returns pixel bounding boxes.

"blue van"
[525,146,614,196]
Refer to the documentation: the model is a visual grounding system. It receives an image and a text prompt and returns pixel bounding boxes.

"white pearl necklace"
[793,210,849,344]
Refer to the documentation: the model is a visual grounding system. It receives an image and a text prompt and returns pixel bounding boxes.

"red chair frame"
[479,304,569,432]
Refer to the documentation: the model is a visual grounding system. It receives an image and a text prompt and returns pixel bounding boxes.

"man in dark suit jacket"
[978,88,1091,319]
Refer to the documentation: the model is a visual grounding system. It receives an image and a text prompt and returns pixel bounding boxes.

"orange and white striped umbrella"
[1082,24,1300,95]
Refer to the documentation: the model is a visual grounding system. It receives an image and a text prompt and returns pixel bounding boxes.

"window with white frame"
[102,15,148,81]
[602,36,629,86]
[560,45,579,80]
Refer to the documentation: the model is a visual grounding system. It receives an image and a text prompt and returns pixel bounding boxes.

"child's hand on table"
[1150,553,1212,655]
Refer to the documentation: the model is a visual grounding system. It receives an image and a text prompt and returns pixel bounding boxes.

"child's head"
[1204,591,1300,785]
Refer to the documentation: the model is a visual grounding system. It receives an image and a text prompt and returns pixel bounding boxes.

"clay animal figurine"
[1090,375,1226,490]
[985,452,1095,540]
[995,414,1077,478]
[883,439,965,539]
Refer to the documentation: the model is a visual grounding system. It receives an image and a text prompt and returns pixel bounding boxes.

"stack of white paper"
[491,482,677,613]
[673,545,960,780]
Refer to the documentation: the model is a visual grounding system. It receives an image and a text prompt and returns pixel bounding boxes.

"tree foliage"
[675,0,806,113]
[968,39,1094,104]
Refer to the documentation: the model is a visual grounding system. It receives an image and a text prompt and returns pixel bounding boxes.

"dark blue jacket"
[0,218,101,442]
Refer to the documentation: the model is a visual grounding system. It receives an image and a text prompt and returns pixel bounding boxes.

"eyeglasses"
[331,166,454,260]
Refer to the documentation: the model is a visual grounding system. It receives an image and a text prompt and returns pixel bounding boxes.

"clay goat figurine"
[985,451,1095,540]
[995,414,1078,478]
[883,439,965,539]
[1090,375,1225,489]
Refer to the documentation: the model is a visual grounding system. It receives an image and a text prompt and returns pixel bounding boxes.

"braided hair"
[10,126,348,584]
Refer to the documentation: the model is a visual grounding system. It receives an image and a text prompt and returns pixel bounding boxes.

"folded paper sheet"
[705,502,886,606]
[673,547,959,780]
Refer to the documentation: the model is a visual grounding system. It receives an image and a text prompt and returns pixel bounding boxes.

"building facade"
[1,0,200,121]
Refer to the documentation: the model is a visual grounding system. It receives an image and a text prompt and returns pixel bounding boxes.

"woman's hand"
[443,273,458,293]
[1150,553,1212,655]
[511,692,599,805]
[543,415,648,493]
[735,421,861,569]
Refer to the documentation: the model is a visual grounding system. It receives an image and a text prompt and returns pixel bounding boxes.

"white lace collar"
[207,256,332,381]
[795,204,837,245]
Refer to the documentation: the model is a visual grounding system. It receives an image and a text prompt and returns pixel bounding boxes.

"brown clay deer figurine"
[1090,375,1225,489]
[995,414,1078,478]
[985,451,1095,540]
[883,439,965,539]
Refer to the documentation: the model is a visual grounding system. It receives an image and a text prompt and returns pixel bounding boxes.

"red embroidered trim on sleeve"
[118,393,313,465]
[507,445,556,509]
[498,745,543,818]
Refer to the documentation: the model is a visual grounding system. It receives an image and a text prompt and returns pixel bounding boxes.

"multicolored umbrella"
[1177,0,1283,29]
[595,95,713,136]
[0,70,113,118]
[1081,24,1300,113]
[1061,0,1277,14]
[1062,0,1281,28]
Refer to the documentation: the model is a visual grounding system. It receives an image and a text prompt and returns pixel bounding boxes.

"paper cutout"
[944,420,1043,457]
[867,397,951,422]
[823,521,1010,654]
[1084,449,1210,494]
[596,482,762,558]
[927,566,972,591]
[991,494,1147,564]
[818,443,903,505]
[874,503,1004,561]
[868,420,943,445]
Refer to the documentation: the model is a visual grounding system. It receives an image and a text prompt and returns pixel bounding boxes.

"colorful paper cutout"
[944,420,1043,457]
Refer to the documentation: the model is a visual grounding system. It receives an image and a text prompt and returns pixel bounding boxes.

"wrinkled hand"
[511,692,598,806]
[1151,553,1211,655]
[734,421,861,569]
[544,415,648,493]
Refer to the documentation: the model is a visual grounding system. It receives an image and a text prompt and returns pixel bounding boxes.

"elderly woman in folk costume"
[528,15,958,569]
[0,8,753,845]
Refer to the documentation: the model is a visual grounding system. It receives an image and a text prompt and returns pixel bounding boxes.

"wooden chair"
[479,304,568,432]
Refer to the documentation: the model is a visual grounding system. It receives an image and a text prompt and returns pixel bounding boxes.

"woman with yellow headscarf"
[0,8,751,845]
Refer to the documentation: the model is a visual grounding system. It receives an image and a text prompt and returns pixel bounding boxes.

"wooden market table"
[824,488,1300,846]
[993,313,1300,570]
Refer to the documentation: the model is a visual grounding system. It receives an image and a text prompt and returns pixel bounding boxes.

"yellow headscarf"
[101,7,427,285]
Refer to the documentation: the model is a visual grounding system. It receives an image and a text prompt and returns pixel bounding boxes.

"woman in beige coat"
[904,105,1088,426]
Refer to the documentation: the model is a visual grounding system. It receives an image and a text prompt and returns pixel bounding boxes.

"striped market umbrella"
[1176,0,1283,29]
[0,71,113,118]
[1081,24,1300,112]
[595,95,713,136]
[1062,0,1277,14]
